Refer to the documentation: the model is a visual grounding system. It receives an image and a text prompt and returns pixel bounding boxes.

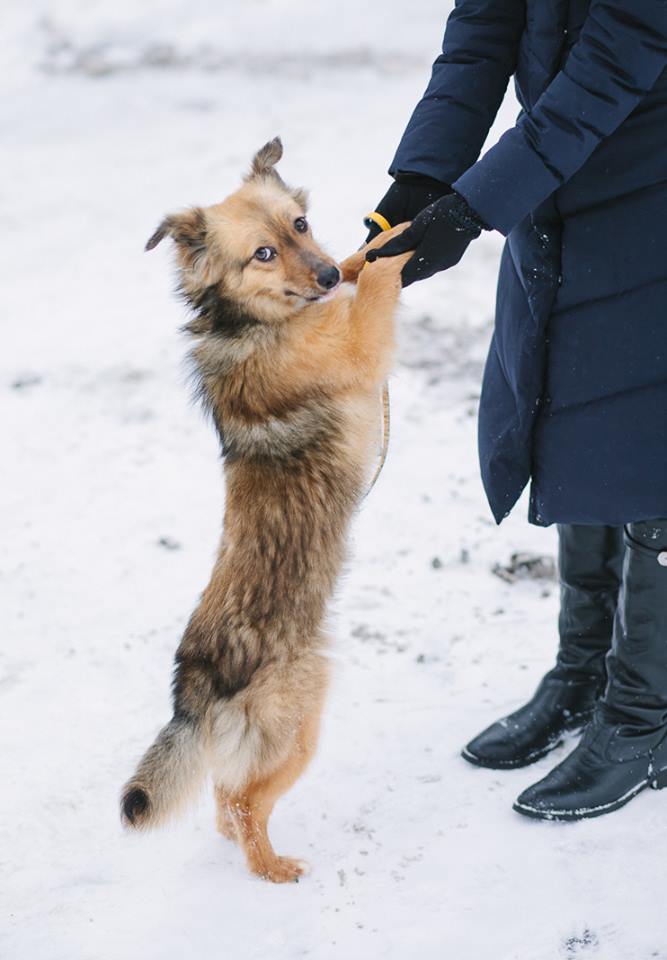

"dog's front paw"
[340,250,367,283]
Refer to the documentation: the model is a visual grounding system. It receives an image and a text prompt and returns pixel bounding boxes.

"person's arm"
[389,0,526,186]
[454,0,667,235]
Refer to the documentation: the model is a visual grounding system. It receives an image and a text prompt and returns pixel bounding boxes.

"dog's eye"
[294,217,308,234]
[254,246,277,262]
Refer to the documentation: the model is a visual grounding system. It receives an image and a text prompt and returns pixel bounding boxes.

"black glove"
[365,192,488,287]
[364,173,452,242]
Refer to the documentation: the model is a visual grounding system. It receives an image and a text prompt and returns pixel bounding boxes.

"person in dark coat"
[366,0,667,820]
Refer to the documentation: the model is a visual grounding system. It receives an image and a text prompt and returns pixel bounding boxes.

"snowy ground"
[2,2,664,958]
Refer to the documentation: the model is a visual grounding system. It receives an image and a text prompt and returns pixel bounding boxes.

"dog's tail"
[120,716,208,830]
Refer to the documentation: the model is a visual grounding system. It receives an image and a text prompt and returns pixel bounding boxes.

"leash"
[362,211,394,499]
[365,381,391,499]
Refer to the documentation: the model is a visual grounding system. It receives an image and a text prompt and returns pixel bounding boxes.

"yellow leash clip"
[363,211,393,235]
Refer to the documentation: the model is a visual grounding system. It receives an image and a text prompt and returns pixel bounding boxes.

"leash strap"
[365,382,391,499]
[363,211,393,499]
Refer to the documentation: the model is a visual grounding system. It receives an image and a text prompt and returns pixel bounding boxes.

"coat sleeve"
[453,0,667,235]
[389,0,526,186]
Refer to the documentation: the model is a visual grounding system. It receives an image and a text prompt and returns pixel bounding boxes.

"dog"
[120,138,410,882]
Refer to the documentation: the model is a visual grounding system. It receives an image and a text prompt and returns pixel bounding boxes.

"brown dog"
[120,138,410,882]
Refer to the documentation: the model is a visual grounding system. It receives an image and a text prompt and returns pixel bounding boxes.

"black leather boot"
[515,519,667,820]
[462,525,623,769]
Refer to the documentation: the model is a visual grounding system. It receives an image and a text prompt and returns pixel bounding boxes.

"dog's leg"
[343,245,413,380]
[339,222,411,283]
[228,699,323,883]
[214,785,238,841]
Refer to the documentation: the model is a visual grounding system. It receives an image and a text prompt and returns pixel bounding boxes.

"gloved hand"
[365,191,487,287]
[364,173,451,242]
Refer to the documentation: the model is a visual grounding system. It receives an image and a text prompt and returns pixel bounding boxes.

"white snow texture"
[2,2,663,958]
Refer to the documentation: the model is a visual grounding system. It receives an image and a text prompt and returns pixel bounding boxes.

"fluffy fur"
[121,137,411,882]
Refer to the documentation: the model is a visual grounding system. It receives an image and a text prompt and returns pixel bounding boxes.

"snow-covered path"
[2,3,663,958]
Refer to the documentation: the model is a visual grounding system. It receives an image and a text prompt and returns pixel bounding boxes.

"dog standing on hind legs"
[120,137,411,883]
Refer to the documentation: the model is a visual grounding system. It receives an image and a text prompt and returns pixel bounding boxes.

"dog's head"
[146,137,341,324]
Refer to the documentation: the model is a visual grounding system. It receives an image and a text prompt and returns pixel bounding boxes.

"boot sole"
[461,741,562,770]
[513,770,667,822]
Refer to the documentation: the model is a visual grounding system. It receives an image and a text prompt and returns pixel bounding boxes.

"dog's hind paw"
[255,856,310,884]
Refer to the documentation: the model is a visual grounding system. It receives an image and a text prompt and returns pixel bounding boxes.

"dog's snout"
[316,265,340,291]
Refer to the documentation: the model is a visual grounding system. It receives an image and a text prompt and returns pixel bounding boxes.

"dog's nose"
[316,265,340,290]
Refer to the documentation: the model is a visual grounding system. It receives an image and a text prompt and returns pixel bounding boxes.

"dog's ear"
[246,136,284,182]
[145,207,207,253]
[145,221,169,251]
[146,208,216,282]
[246,137,308,209]
[145,207,207,252]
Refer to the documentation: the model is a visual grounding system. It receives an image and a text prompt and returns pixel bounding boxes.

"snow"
[2,2,664,958]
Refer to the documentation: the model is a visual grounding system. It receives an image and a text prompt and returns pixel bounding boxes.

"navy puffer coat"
[391,0,667,526]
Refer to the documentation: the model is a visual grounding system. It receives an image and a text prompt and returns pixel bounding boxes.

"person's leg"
[604,520,667,731]
[463,524,623,769]
[555,524,624,680]
[514,518,667,820]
